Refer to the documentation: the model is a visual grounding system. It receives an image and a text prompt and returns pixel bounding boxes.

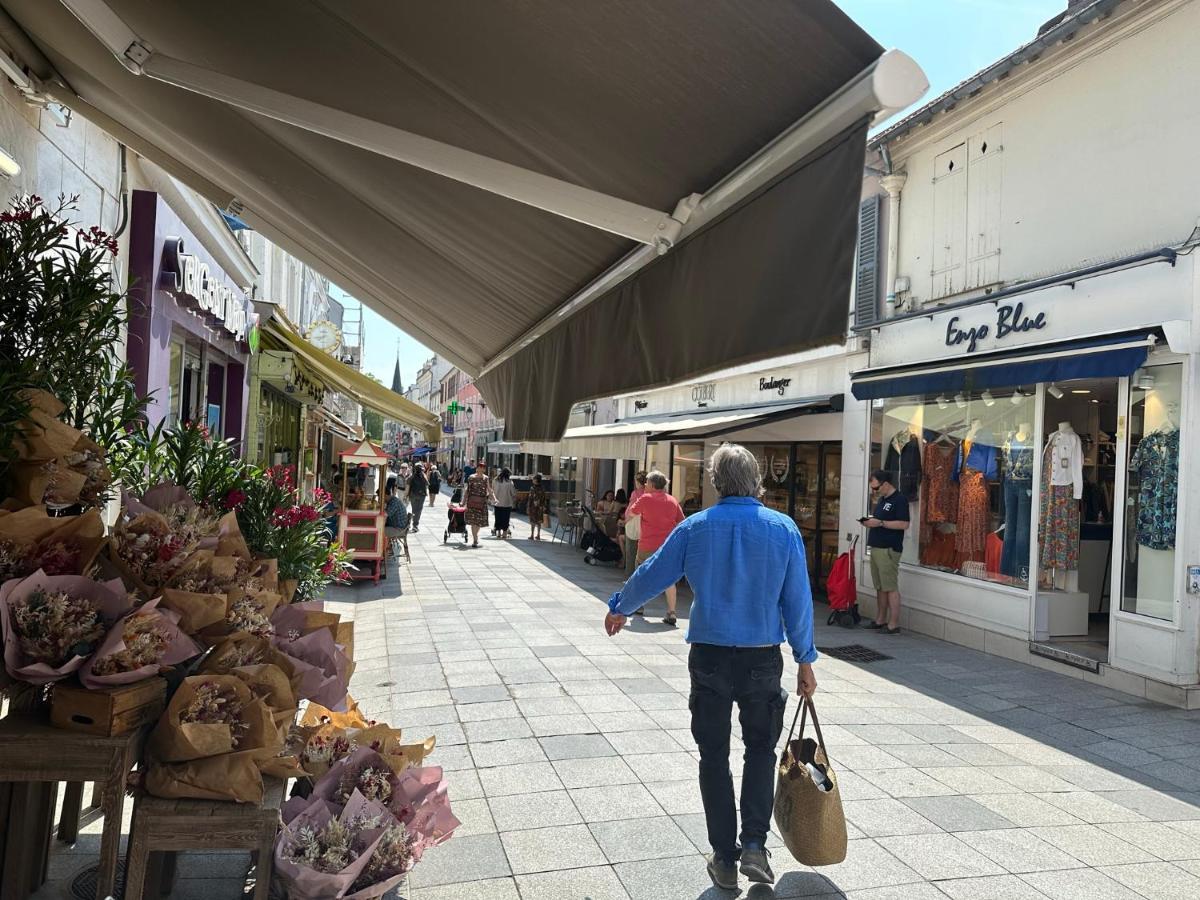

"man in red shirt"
[625,470,685,625]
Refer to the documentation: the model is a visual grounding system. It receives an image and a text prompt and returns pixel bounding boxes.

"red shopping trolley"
[825,535,861,628]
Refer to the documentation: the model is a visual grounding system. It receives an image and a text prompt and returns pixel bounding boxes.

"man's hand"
[605,612,627,636]
[863,517,882,528]
[797,664,817,698]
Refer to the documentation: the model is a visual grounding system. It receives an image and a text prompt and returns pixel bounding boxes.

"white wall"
[886,0,1200,308]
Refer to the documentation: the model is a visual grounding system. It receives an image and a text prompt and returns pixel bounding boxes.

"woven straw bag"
[773,697,847,865]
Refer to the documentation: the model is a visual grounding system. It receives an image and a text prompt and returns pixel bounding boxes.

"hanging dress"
[1038,437,1080,571]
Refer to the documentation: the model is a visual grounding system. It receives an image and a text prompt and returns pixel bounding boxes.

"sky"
[336,0,1066,388]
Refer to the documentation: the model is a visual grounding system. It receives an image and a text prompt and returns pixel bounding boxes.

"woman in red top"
[625,470,685,625]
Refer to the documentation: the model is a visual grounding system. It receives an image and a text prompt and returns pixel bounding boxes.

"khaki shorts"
[869,547,901,592]
[635,547,655,566]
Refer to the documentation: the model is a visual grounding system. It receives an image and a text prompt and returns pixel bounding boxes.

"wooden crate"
[51,677,167,736]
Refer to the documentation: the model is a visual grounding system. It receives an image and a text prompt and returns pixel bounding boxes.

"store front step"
[1029,641,1102,673]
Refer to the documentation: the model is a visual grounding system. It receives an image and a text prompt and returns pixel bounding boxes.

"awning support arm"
[58,0,690,250]
[478,49,928,377]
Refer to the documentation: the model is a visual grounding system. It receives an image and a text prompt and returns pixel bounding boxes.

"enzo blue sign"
[945,301,1047,353]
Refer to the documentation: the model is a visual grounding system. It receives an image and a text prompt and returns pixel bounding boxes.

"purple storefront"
[126,190,252,444]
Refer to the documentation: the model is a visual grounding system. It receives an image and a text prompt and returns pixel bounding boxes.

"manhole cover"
[70,861,124,899]
[817,644,893,663]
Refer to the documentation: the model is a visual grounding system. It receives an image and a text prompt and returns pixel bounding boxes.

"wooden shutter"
[931,142,968,299]
[966,123,1004,290]
[854,195,881,328]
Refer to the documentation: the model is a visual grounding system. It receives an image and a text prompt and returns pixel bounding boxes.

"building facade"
[848,0,1200,704]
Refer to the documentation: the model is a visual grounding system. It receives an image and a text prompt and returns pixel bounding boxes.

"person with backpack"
[408,461,429,532]
[428,465,442,506]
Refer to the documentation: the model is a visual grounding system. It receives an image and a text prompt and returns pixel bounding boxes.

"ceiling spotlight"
[1070,389,1091,395]
[954,392,966,409]
[936,394,948,410]
[981,390,995,407]
[1047,384,1064,399]
[1137,373,1156,390]
[1010,390,1024,405]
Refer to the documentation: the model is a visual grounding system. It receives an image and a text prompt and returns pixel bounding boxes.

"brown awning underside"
[2,1,880,439]
[478,122,868,439]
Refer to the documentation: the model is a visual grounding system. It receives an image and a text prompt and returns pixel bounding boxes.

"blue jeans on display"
[1001,477,1032,580]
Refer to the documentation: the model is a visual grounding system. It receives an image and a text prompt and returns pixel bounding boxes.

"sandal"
[663,613,677,627]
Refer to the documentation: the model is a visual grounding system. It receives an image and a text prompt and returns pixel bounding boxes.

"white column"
[879,173,907,318]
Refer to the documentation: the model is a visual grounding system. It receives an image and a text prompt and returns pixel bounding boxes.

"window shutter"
[855,195,881,327]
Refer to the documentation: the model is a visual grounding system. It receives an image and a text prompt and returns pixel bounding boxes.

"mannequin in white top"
[1046,422,1083,500]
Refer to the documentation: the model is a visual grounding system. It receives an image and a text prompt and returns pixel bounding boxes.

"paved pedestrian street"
[42,519,1200,899]
[317,522,1200,900]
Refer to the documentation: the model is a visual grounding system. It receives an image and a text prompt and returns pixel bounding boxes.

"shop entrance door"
[1032,377,1121,668]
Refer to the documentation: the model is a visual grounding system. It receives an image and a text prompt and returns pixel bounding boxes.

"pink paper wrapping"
[0,570,132,685]
[124,484,219,551]
[274,791,393,900]
[292,747,404,823]
[274,627,352,712]
[392,765,460,858]
[79,598,200,688]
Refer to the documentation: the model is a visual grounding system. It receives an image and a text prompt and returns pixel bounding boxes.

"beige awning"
[1,1,924,439]
[261,313,441,444]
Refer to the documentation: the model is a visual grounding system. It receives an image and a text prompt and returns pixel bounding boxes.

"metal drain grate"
[818,644,893,663]
[70,861,124,900]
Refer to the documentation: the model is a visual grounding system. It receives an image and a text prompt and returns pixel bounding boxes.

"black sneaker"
[883,626,902,635]
[705,853,738,890]
[663,613,677,627]
[863,621,884,629]
[739,845,774,884]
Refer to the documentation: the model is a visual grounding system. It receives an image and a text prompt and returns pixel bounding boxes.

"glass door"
[792,443,821,588]
[757,444,792,515]
[817,444,843,593]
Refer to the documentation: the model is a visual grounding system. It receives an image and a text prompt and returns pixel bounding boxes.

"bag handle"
[784,695,828,757]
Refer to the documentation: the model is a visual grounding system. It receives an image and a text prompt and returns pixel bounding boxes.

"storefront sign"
[867,260,1190,370]
[758,375,792,396]
[160,237,250,341]
[945,301,1047,353]
[691,382,716,405]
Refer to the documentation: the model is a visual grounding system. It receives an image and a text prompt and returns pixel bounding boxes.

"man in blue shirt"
[605,443,817,890]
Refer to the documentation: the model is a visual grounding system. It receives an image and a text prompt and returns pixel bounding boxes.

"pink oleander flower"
[222,488,247,510]
[11,588,105,667]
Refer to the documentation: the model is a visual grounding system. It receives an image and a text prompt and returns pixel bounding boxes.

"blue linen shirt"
[607,496,818,664]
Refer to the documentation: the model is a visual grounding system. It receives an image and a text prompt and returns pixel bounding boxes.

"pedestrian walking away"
[408,462,429,532]
[623,470,684,624]
[862,468,909,634]
[604,444,817,890]
[525,473,548,541]
[463,459,493,548]
[492,468,516,538]
[428,465,441,506]
[620,471,647,576]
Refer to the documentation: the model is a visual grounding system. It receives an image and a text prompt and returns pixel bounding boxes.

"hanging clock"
[307,319,343,353]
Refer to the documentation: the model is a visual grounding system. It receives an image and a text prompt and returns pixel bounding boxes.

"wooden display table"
[123,777,285,900]
[0,713,146,900]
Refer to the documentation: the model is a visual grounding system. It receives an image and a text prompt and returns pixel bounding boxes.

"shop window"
[870,386,1036,587]
[1121,364,1181,620]
[167,339,184,425]
[671,443,704,515]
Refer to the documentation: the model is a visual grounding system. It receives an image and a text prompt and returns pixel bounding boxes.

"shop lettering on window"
[945,301,1047,353]
[691,382,716,405]
[758,376,792,396]
[160,237,250,341]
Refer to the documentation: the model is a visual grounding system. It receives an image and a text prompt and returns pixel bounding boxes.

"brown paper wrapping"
[300,697,368,729]
[279,579,299,604]
[145,749,270,804]
[159,589,228,635]
[0,507,105,576]
[230,662,297,733]
[200,632,303,695]
[14,396,77,461]
[215,511,252,560]
[149,674,281,763]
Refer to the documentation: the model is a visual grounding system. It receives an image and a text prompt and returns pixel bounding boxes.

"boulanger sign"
[758,375,792,396]
[160,237,250,341]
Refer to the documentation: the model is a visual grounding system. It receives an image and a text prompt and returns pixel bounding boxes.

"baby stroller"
[579,504,623,566]
[826,535,862,628]
[444,489,469,545]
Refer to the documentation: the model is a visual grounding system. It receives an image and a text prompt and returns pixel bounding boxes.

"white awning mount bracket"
[59,0,691,249]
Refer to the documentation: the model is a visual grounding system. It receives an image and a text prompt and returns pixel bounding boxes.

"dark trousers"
[410,493,427,529]
[1000,478,1032,580]
[688,643,786,863]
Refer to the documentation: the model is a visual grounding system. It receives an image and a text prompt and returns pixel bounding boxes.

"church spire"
[390,356,403,394]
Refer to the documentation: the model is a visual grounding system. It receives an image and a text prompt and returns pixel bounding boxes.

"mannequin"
[1040,421,1083,586]
[885,425,922,501]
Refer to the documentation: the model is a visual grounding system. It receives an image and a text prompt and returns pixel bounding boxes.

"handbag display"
[773,696,847,866]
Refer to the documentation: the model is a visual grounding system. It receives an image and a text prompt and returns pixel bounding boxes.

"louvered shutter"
[854,195,881,327]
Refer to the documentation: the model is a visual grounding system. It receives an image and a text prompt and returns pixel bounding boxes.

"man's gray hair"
[708,443,762,498]
[646,470,668,490]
